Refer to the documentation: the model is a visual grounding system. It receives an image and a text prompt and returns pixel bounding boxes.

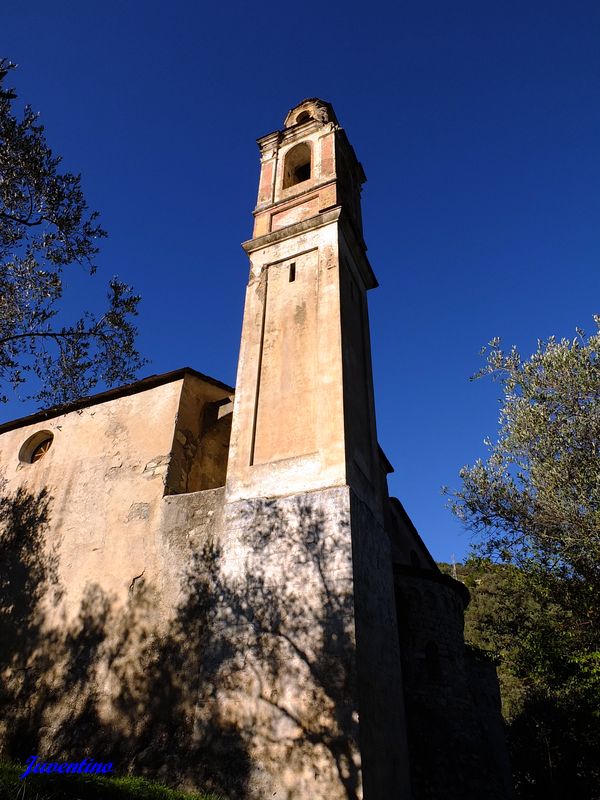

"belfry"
[0,99,513,800]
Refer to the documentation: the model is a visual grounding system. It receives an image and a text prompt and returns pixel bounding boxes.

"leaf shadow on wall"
[0,487,361,800]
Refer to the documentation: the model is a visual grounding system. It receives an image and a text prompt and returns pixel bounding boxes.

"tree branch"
[0,210,46,227]
[0,328,107,345]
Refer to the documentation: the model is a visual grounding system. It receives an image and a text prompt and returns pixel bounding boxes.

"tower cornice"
[241,206,378,290]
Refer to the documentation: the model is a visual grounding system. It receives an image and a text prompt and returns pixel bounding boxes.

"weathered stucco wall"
[160,486,362,799]
[0,379,185,622]
[0,462,383,799]
[157,485,410,800]
[0,372,232,622]
[0,373,237,792]
[227,215,348,503]
[166,374,233,494]
[0,434,411,800]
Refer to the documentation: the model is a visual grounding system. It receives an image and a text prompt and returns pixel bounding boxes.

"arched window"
[19,430,54,463]
[283,143,311,189]
[296,111,312,124]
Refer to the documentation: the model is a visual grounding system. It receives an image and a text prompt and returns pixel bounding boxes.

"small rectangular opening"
[289,262,296,282]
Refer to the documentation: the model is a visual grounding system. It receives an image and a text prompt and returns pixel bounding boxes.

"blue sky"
[2,1,599,561]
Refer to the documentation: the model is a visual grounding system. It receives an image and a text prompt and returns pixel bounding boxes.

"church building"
[0,99,512,799]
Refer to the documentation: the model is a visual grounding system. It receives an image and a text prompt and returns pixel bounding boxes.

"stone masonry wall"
[1,475,370,799]
[349,490,412,799]
[394,568,513,800]
[156,484,412,800]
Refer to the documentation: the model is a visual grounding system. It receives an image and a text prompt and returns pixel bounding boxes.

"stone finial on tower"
[282,98,338,128]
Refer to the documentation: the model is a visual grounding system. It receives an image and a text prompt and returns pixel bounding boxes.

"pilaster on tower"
[225,98,383,522]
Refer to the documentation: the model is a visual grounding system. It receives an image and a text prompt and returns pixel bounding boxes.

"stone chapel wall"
[394,568,513,800]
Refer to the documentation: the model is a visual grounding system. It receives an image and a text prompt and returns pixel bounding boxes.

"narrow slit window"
[289,263,296,282]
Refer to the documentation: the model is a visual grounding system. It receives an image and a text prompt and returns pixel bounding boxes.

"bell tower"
[226,98,382,519]
[223,100,411,799]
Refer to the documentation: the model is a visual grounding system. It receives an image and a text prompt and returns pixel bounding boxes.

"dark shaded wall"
[393,566,514,800]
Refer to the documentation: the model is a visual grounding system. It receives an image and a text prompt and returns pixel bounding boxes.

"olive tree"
[448,319,600,797]
[0,59,145,407]
[450,319,600,587]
